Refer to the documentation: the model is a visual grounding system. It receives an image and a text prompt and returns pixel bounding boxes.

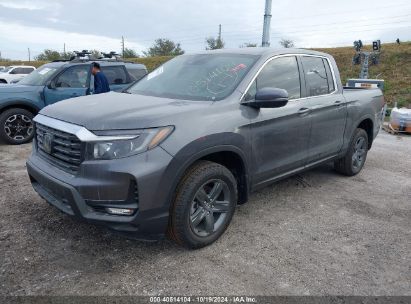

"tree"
[279,39,294,48]
[206,37,225,50]
[60,51,75,60]
[89,49,102,59]
[123,48,139,58]
[35,49,61,61]
[143,39,184,57]
[240,42,257,48]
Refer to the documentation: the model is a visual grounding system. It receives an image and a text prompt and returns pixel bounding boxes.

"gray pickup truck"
[27,48,384,248]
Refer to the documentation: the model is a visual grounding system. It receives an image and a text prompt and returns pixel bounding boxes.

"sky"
[0,0,410,60]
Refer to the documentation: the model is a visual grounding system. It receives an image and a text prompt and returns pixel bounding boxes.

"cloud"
[0,21,144,56]
[0,0,60,11]
[0,0,410,59]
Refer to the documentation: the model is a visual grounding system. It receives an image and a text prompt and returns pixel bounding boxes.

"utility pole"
[262,0,272,47]
[63,43,66,56]
[218,24,222,41]
[28,48,31,62]
[121,36,125,59]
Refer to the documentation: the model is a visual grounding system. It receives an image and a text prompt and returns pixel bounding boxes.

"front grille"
[36,123,83,174]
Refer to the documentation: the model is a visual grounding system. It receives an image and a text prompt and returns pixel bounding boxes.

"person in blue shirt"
[91,62,110,94]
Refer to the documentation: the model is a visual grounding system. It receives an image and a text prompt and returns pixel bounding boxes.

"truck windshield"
[127,54,259,101]
[19,66,58,86]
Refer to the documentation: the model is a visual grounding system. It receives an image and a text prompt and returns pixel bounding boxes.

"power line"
[233,13,411,33]
[187,15,411,39]
[156,23,411,46]
[272,2,411,21]
[123,13,411,45]
[135,2,411,36]
[176,24,411,46]
[219,20,411,39]
[4,3,411,58]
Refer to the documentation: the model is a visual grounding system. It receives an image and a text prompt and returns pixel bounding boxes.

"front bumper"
[27,146,174,240]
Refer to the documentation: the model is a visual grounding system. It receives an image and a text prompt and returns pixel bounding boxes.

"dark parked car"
[0,60,147,144]
[27,48,385,248]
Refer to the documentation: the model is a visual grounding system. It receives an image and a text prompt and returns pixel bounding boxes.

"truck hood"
[40,92,212,130]
[0,84,41,93]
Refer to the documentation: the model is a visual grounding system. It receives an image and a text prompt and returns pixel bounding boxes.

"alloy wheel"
[4,114,34,141]
[189,179,231,237]
[352,136,367,170]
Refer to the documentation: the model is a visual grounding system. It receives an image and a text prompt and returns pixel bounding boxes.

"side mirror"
[47,81,56,89]
[243,87,289,108]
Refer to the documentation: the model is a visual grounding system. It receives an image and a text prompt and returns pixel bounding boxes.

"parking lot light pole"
[262,0,272,47]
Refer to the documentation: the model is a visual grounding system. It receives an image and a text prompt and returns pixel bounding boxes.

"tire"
[168,161,238,249]
[334,128,369,176]
[0,108,35,145]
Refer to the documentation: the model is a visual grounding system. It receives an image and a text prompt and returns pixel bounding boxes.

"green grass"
[1,42,410,106]
[315,42,411,107]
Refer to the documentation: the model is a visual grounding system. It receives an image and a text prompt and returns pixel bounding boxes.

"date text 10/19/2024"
[149,296,257,303]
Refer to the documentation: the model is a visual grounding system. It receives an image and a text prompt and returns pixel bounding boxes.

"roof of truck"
[189,47,331,58]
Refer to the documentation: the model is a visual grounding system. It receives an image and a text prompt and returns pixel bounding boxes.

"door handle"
[334,100,343,106]
[71,93,78,97]
[298,107,311,115]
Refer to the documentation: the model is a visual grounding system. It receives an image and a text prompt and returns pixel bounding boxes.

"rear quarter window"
[101,66,129,85]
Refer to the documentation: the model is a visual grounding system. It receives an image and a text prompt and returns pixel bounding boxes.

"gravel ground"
[0,131,410,296]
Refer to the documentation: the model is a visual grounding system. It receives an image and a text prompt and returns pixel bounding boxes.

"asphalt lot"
[0,131,410,296]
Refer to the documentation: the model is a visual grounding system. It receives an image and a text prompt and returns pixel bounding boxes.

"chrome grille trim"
[36,123,83,174]
[33,115,136,142]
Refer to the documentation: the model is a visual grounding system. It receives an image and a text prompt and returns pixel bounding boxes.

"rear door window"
[101,66,129,85]
[301,56,331,96]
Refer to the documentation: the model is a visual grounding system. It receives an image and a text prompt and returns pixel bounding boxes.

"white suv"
[0,66,36,84]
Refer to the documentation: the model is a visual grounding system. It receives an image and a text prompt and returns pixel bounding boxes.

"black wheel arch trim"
[354,114,374,148]
[342,113,374,154]
[158,141,251,214]
[0,100,41,114]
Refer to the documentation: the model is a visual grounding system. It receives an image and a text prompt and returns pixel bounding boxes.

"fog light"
[105,208,135,216]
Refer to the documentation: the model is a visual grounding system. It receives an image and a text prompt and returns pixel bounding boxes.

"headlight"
[88,126,174,160]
